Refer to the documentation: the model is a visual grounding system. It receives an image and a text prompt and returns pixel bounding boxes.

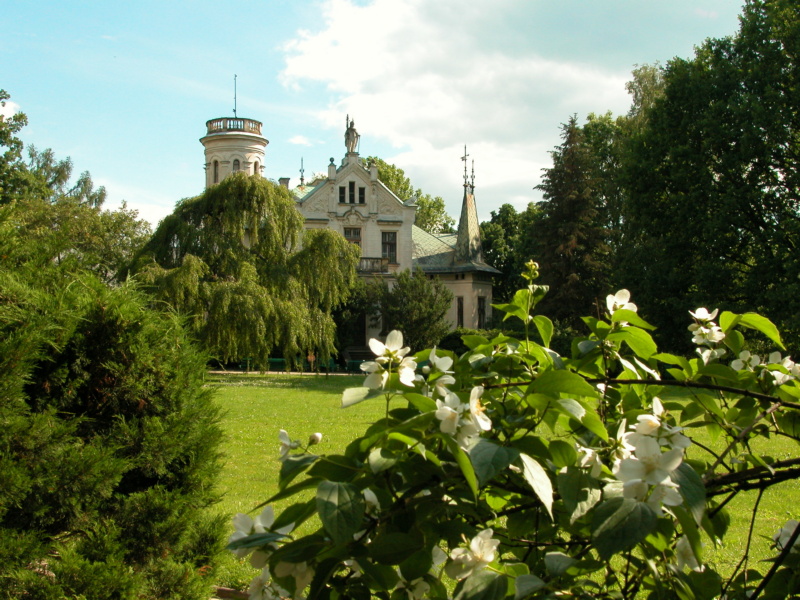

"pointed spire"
[455,151,484,265]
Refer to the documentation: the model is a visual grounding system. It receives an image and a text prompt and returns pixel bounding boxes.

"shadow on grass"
[206,371,364,393]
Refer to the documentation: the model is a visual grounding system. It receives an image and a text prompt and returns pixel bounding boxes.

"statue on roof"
[345,115,360,154]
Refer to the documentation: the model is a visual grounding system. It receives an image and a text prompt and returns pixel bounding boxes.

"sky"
[3,0,745,228]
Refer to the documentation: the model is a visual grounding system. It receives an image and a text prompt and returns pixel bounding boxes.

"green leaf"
[591,497,658,560]
[342,386,383,408]
[272,499,317,533]
[370,531,424,565]
[462,334,490,349]
[307,455,360,482]
[530,369,601,398]
[455,571,508,600]
[269,534,327,564]
[279,454,319,490]
[673,504,703,566]
[738,313,784,349]
[368,447,398,474]
[607,327,657,359]
[399,544,433,580]
[544,552,576,576]
[442,434,479,498]
[673,462,706,524]
[557,467,602,523]
[548,440,578,469]
[316,480,365,546]
[226,531,288,551]
[514,574,546,600]
[404,392,437,413]
[518,453,554,519]
[358,561,400,592]
[611,309,655,330]
[533,315,554,347]
[468,438,520,487]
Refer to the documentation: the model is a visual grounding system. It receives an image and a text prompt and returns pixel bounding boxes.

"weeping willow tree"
[129,173,360,367]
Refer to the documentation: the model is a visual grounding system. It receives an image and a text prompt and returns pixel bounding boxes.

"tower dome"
[200,117,268,188]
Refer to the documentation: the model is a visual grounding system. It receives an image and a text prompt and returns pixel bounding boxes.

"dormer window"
[359,187,366,204]
[349,181,355,204]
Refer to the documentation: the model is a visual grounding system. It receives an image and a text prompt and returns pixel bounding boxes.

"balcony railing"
[358,257,390,274]
[205,117,263,135]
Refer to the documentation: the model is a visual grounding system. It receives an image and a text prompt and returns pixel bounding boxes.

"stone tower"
[199,116,268,188]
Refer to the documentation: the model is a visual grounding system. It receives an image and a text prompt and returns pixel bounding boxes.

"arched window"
[213,160,219,183]
[233,159,240,173]
[253,160,260,176]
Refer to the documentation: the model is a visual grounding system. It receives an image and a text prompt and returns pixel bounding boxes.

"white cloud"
[279,0,633,219]
[0,100,21,119]
[289,135,314,146]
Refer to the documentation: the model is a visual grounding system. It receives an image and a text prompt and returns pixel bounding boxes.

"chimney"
[279,177,290,189]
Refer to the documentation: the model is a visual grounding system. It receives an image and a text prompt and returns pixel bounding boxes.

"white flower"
[446,529,500,580]
[613,419,635,465]
[433,374,456,398]
[308,432,323,446]
[429,347,454,373]
[435,393,466,435]
[278,429,301,461]
[363,488,380,514]
[229,506,293,567]
[614,436,684,486]
[369,330,410,363]
[274,561,315,598]
[676,536,703,572]
[396,577,430,600]
[731,351,761,371]
[773,519,800,553]
[361,360,388,390]
[468,386,491,432]
[398,356,418,387]
[607,289,638,314]
[622,479,682,516]
[248,567,279,600]
[696,346,726,364]
[577,445,603,478]
[690,307,719,321]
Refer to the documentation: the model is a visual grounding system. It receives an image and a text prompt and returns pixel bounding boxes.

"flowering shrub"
[230,262,800,600]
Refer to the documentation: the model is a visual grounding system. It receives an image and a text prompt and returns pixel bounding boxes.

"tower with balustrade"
[199,117,268,188]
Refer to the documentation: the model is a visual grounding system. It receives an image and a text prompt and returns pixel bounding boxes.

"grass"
[207,372,386,589]
[207,371,800,593]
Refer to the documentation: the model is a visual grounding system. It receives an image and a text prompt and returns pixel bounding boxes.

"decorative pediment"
[342,208,366,225]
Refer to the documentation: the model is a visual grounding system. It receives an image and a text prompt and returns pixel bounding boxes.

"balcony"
[205,117,263,136]
[358,257,390,274]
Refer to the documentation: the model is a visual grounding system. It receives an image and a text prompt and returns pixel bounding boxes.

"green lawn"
[208,371,800,593]
[208,372,386,589]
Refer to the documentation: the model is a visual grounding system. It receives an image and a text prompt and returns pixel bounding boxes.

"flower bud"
[308,432,323,446]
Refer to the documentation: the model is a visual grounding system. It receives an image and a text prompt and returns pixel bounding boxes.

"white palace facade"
[200,115,498,343]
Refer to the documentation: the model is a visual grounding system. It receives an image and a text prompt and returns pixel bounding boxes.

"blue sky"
[3,0,744,227]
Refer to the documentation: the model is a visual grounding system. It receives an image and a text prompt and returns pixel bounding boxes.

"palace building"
[200,114,498,343]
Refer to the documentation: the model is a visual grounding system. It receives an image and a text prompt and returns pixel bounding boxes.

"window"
[233,159,240,172]
[457,297,464,328]
[253,160,260,176]
[213,160,219,183]
[339,186,346,203]
[344,228,361,248]
[359,186,366,204]
[382,231,397,264]
[349,181,356,204]
[478,297,486,329]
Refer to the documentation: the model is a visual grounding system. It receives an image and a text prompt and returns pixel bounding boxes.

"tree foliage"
[620,0,800,351]
[532,116,611,323]
[369,268,454,350]
[367,156,456,234]
[0,201,225,599]
[130,173,360,366]
[228,263,800,600]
